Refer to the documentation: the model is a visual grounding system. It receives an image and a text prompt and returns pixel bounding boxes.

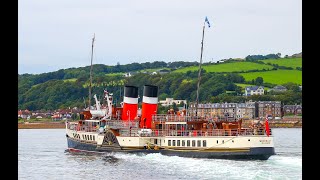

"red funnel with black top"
[141,85,158,128]
[122,86,138,121]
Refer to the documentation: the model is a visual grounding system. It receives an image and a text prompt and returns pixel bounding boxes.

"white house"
[159,98,187,107]
[245,86,264,96]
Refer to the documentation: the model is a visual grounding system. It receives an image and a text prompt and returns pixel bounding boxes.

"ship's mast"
[195,22,206,116]
[88,33,95,110]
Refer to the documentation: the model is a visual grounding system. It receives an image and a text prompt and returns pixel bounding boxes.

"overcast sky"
[18,0,301,74]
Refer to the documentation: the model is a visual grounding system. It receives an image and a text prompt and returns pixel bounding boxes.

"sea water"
[18,128,302,180]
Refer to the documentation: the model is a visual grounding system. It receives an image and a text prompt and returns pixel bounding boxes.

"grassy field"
[239,70,302,85]
[105,73,124,76]
[138,67,170,73]
[63,78,77,82]
[174,62,274,73]
[259,58,302,68]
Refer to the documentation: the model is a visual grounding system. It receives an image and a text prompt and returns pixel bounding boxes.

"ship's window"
[197,140,201,147]
[192,140,196,147]
[203,140,206,147]
[222,140,224,144]
[217,140,218,144]
[168,140,171,146]
[82,135,84,139]
[187,140,190,147]
[232,140,234,143]
[90,135,92,141]
[182,140,185,146]
[248,139,250,141]
[173,140,176,146]
[93,136,95,141]
[177,140,180,146]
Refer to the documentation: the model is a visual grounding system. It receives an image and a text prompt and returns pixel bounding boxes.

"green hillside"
[174,62,274,73]
[240,70,302,85]
[19,55,302,110]
[259,58,302,68]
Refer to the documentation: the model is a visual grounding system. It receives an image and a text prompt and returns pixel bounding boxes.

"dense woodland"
[18,54,302,111]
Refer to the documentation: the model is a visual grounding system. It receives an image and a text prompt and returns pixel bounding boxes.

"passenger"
[181,126,185,136]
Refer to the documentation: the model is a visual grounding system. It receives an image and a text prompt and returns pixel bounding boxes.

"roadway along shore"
[18,120,302,129]
[18,122,65,129]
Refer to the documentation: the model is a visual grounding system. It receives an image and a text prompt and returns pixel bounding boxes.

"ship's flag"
[205,16,211,28]
[265,115,270,137]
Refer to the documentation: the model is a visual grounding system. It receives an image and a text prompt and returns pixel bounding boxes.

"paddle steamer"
[66,85,275,160]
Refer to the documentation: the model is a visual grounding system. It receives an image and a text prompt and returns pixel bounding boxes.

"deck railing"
[66,120,139,132]
[118,128,272,137]
[67,120,272,137]
[152,114,209,122]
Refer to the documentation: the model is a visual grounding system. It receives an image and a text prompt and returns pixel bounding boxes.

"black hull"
[67,137,275,160]
[67,137,97,152]
[159,147,275,160]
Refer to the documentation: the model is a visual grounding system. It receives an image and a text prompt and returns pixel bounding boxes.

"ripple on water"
[19,128,302,180]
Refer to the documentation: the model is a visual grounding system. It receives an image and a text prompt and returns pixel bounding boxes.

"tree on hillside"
[255,77,264,86]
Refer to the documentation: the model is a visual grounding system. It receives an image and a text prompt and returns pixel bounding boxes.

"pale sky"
[18,0,302,74]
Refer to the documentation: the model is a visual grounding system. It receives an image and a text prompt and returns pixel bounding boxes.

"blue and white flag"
[205,16,211,28]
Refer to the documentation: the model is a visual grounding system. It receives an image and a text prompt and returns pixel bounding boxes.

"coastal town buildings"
[255,101,282,119]
[282,105,302,116]
[188,101,256,121]
[18,102,301,121]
